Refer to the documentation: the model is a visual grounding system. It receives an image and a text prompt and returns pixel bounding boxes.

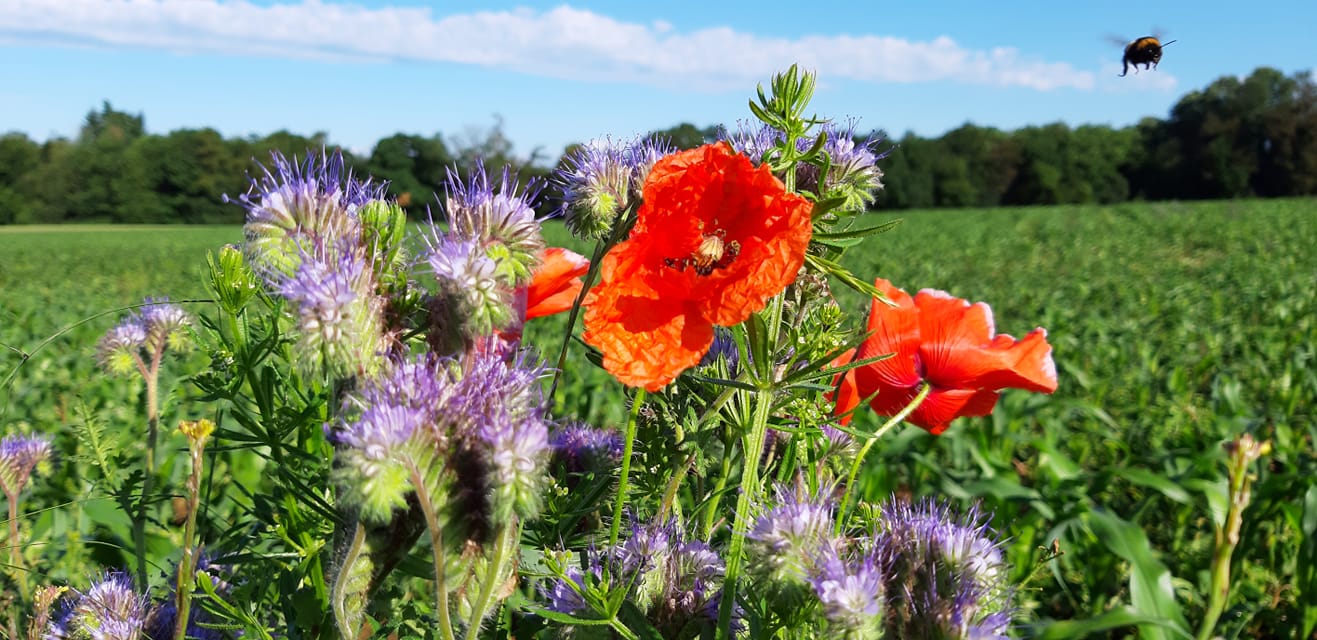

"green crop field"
[2,198,1315,637]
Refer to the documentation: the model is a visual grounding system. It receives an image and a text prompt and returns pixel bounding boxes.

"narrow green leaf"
[1085,508,1190,640]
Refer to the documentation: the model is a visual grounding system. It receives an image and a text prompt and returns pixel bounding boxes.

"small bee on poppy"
[1119,36,1177,77]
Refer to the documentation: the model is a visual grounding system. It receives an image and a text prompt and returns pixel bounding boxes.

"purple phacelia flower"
[554,136,675,240]
[541,565,591,615]
[747,483,839,585]
[232,149,384,283]
[0,433,53,497]
[810,546,886,635]
[874,499,1014,639]
[96,298,193,376]
[456,350,549,520]
[698,326,740,375]
[425,234,511,343]
[719,121,783,166]
[334,356,450,523]
[549,423,623,475]
[47,571,149,640]
[618,522,731,635]
[556,138,635,240]
[797,120,887,209]
[616,520,675,576]
[280,245,385,377]
[440,163,544,288]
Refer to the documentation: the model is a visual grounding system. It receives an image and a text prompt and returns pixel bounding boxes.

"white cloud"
[0,0,1098,91]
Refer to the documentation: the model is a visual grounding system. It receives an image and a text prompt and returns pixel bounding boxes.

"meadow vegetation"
[2,197,1313,637]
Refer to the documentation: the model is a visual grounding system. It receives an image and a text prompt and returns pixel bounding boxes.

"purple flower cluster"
[744,487,1013,638]
[549,422,623,475]
[95,298,193,377]
[719,120,887,210]
[874,499,1013,639]
[543,520,731,635]
[0,432,53,497]
[811,545,887,634]
[425,234,509,344]
[423,163,548,350]
[554,136,675,239]
[335,350,551,527]
[232,150,393,377]
[42,560,234,640]
[746,484,838,585]
[233,150,383,282]
[439,163,544,287]
[45,572,149,640]
[279,243,385,378]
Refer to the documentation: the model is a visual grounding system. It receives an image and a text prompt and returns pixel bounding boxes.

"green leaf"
[1031,606,1193,639]
[1122,468,1194,504]
[1085,507,1190,640]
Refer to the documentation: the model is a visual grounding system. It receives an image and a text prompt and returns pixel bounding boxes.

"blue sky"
[3,0,1315,162]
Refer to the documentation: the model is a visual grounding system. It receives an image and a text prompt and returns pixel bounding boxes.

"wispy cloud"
[1,0,1098,91]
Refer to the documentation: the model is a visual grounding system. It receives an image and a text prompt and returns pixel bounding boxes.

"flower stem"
[715,385,774,638]
[331,521,368,640]
[716,295,786,638]
[1196,435,1268,640]
[549,238,608,401]
[609,389,645,549]
[6,490,20,640]
[836,383,930,533]
[174,438,207,639]
[133,352,162,590]
[463,522,516,639]
[409,466,457,640]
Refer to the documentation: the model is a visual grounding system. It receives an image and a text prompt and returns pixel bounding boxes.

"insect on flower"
[664,228,742,276]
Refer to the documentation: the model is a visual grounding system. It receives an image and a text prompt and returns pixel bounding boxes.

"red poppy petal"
[855,279,922,390]
[914,289,1057,394]
[525,248,590,320]
[827,348,861,425]
[583,289,712,392]
[906,388,1001,435]
[972,328,1059,392]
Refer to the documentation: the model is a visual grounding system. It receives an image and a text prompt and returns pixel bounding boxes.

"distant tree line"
[1,66,1313,224]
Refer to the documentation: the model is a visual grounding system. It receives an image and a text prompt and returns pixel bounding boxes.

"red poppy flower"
[832,278,1057,434]
[525,247,590,320]
[583,143,813,391]
[499,247,590,344]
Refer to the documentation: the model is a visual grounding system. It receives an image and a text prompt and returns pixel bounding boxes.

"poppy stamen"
[664,229,741,276]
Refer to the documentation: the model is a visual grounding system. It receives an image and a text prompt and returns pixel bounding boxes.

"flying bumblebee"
[1119,35,1176,77]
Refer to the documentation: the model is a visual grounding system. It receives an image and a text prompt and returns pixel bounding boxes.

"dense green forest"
[1,66,1314,224]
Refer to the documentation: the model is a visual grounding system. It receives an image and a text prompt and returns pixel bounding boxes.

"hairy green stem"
[409,466,456,640]
[549,239,608,400]
[836,383,931,533]
[6,490,20,640]
[463,522,516,639]
[715,386,774,638]
[174,441,206,639]
[609,390,646,549]
[716,295,786,638]
[133,348,162,590]
[331,522,368,640]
